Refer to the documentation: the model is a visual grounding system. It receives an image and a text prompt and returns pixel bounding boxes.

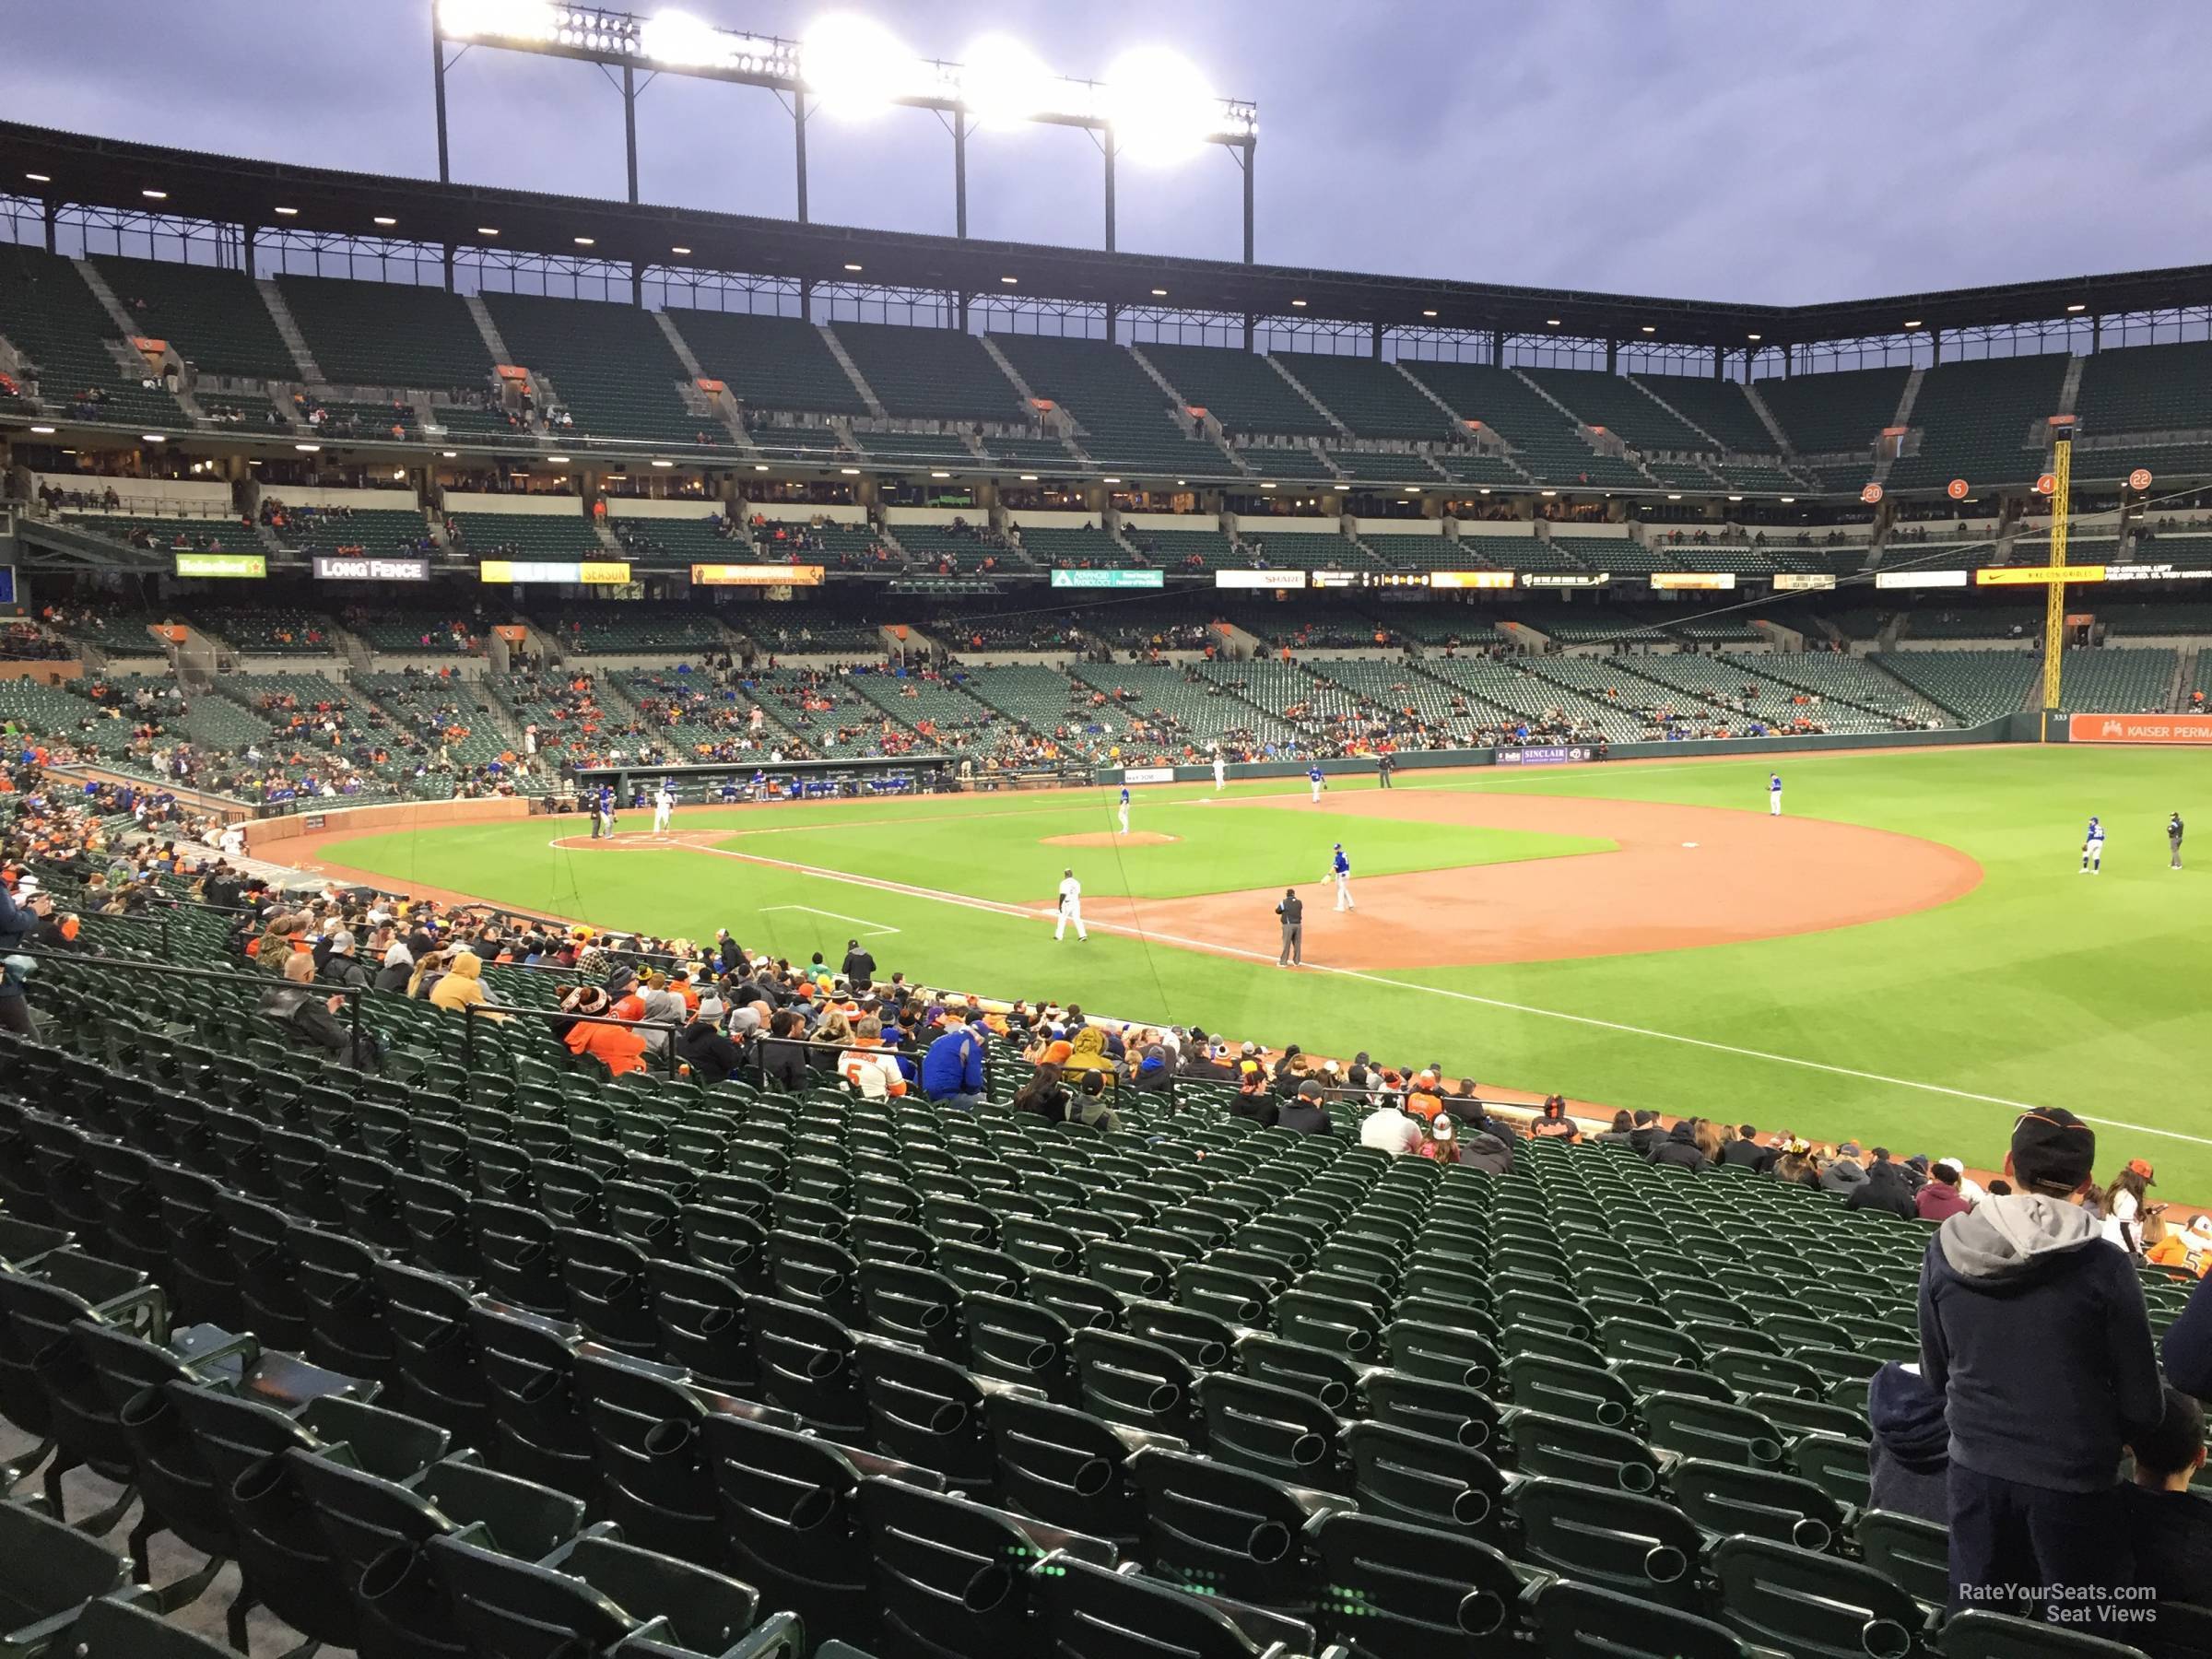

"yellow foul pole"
[2041,427,2073,711]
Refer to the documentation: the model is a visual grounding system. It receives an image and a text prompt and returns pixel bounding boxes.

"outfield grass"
[712,797,1611,902]
[319,745,2212,1195]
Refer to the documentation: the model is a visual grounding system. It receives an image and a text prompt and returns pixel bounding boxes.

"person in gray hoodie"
[1819,1140,1870,1196]
[1918,1107,2165,1623]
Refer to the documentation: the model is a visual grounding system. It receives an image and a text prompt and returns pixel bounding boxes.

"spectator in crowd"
[559,985,646,1077]
[675,996,745,1085]
[1065,1068,1120,1131]
[1772,1138,1822,1189]
[1457,1126,1515,1175]
[1649,1119,1711,1172]
[1129,1044,1175,1098]
[260,948,379,1069]
[1061,1025,1114,1078]
[1865,1361,1949,1524]
[1594,1110,1639,1147]
[1820,1140,1870,1196]
[1277,1077,1333,1135]
[1418,1112,1458,1164]
[2122,1385,2212,1636]
[319,929,370,992]
[836,1016,906,1100]
[921,1006,987,1108]
[428,949,503,1020]
[2103,1159,2156,1255]
[1359,1096,1423,1156]
[1721,1124,1777,1172]
[1231,1061,1278,1126]
[1626,1110,1665,1156]
[1919,1108,2165,1621]
[1849,1149,1921,1220]
[1531,1096,1580,1141]
[2165,1270,2212,1399]
[757,1006,809,1093]
[1917,1159,1974,1221]
[1012,1062,1071,1124]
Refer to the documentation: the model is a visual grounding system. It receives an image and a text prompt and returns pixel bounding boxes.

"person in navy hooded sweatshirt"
[1918,1107,2165,1625]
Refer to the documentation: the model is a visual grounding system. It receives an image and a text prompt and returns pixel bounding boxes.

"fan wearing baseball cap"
[1918,1107,2165,1623]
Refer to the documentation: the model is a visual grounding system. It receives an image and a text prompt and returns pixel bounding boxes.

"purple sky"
[14,1,2212,301]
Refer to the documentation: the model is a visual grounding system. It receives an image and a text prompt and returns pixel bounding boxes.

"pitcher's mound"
[1044,830,1181,848]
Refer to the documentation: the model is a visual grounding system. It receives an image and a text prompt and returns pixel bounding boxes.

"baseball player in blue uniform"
[1118,784,1131,836]
[1331,842,1355,911]
[1768,772,1783,817]
[1309,763,1326,804]
[2081,815,2105,874]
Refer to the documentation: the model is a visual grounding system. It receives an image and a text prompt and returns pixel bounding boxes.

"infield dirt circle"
[1100,788,1983,969]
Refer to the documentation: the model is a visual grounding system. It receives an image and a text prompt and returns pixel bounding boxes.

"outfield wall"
[246,795,538,851]
[1096,718,2012,785]
[237,720,2019,851]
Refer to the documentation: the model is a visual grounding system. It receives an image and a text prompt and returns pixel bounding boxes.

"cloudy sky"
[11,1,2212,302]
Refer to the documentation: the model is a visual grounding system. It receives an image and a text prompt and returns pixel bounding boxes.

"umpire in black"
[2171,811,2185,871]
[1376,752,1396,790]
[1276,888,1304,968]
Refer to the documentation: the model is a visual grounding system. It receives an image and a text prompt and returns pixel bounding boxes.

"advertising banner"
[479,560,632,584]
[2068,713,2212,746]
[312,555,429,581]
[1214,570,1308,590]
[1875,569,1969,589]
[1650,572,1737,591]
[2100,564,2212,583]
[1522,572,1609,588]
[1051,569,1163,589]
[1976,565,2107,586]
[1495,745,1595,765]
[692,563,825,587]
[1122,767,1176,783]
[1771,572,1837,591]
[1427,571,1516,590]
[173,553,265,579]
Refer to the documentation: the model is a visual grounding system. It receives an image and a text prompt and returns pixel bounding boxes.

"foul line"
[759,904,900,935]
[689,840,2212,1149]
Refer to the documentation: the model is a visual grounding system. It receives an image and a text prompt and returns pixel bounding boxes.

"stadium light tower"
[430,0,1260,260]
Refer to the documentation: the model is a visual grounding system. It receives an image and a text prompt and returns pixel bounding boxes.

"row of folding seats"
[0,1102,2184,1659]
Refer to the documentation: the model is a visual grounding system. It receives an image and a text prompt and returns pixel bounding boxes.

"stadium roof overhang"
[7,121,2212,350]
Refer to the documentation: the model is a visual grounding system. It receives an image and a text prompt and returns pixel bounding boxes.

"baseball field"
[300,743,2212,1195]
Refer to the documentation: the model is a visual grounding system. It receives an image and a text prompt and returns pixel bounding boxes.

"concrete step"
[818,324,887,418]
[255,279,325,382]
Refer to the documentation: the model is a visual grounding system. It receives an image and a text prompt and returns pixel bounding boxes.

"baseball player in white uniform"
[2081,815,2105,875]
[1309,762,1325,804]
[1212,748,1226,791]
[653,782,675,834]
[1117,785,1130,836]
[1055,867,1088,941]
[1331,842,1355,912]
[1768,772,1783,817]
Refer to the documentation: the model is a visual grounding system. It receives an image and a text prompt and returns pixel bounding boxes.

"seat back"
[1531,1580,1758,1659]
[1311,1511,1523,1658]
[1708,1534,1929,1659]
[1510,1475,1704,1613]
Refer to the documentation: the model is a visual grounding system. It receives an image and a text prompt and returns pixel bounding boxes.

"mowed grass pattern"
[318,745,2212,1195]
[711,797,1611,902]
